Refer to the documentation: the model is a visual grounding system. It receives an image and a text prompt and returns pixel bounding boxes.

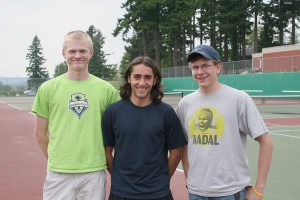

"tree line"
[25,25,117,91]
[115,0,300,74]
[25,0,300,90]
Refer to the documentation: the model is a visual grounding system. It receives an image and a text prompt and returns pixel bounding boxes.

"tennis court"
[0,95,299,199]
[166,94,300,200]
[247,97,300,199]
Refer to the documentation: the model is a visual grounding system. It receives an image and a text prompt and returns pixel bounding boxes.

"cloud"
[0,0,126,77]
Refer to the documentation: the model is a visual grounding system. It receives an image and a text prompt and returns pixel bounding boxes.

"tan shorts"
[43,169,106,200]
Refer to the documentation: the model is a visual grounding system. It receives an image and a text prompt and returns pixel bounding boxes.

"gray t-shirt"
[176,85,268,197]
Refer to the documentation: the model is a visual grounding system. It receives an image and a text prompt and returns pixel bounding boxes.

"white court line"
[243,90,263,92]
[270,132,300,139]
[282,90,300,93]
[266,122,283,127]
[270,102,299,104]
[28,112,35,116]
[8,104,23,110]
[251,95,300,97]
[173,89,196,92]
[176,168,184,173]
[0,101,5,103]
[271,129,300,132]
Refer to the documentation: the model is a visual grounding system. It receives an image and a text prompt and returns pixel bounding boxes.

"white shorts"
[43,169,106,200]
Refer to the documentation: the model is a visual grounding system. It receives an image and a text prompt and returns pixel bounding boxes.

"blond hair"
[63,30,93,50]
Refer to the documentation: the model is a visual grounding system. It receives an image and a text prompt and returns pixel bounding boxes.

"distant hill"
[0,77,28,87]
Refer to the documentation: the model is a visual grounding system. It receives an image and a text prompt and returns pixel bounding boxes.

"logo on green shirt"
[69,93,89,119]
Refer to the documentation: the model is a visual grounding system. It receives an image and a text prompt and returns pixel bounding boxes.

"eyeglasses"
[189,64,215,72]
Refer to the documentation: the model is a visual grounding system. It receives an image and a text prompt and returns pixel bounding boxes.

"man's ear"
[62,49,66,59]
[216,62,222,76]
[153,76,157,85]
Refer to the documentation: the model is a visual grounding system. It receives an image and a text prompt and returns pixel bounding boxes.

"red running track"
[0,102,46,200]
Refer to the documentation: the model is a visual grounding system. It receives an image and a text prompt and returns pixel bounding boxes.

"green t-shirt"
[32,74,119,173]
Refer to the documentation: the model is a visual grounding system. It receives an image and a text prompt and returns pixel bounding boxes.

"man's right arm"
[34,115,49,159]
[181,144,189,180]
[105,146,114,173]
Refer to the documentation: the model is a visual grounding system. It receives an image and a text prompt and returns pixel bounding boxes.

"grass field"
[109,80,122,90]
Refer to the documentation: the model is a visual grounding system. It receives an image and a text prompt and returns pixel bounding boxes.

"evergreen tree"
[160,0,197,67]
[113,1,157,62]
[119,52,131,79]
[260,4,276,49]
[26,35,48,91]
[269,0,290,45]
[250,0,264,53]
[115,0,299,70]
[117,33,144,79]
[283,0,300,44]
[87,25,117,79]
[53,61,68,77]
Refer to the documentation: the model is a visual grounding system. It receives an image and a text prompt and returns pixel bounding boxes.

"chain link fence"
[162,55,300,78]
[2,55,299,95]
[262,55,300,72]
[162,60,253,78]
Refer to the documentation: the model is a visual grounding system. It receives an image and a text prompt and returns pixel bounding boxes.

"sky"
[0,0,127,77]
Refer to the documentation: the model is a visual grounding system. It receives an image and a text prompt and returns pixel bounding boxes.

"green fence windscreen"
[162,72,300,97]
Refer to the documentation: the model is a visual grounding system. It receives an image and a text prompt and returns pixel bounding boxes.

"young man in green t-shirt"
[32,30,119,200]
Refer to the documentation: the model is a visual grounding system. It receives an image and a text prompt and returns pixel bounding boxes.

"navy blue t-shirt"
[102,99,187,199]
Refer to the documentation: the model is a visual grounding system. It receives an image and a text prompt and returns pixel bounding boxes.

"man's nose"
[74,52,82,58]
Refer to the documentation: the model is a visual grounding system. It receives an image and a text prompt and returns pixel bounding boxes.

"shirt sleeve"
[32,84,49,119]
[165,106,187,150]
[102,105,115,146]
[239,94,269,139]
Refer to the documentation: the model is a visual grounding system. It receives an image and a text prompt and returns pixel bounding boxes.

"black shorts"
[108,191,174,200]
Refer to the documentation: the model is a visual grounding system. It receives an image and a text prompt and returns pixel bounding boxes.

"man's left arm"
[168,147,183,177]
[248,133,273,199]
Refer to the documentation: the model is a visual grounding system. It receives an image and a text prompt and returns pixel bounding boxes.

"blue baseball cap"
[187,44,221,62]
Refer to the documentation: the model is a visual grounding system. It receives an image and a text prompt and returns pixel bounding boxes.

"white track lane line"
[8,104,22,110]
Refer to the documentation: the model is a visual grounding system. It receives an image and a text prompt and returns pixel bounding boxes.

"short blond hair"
[63,30,93,50]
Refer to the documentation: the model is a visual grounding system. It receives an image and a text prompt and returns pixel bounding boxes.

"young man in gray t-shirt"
[177,44,273,200]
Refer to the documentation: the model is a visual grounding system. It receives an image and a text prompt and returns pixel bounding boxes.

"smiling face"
[63,40,93,73]
[189,57,222,94]
[197,109,213,131]
[128,63,157,106]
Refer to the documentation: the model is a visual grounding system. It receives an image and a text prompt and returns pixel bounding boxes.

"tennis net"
[252,96,300,116]
[163,92,183,108]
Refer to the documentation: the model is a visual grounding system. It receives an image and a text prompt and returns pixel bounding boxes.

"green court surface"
[247,126,300,199]
[165,95,300,199]
[175,126,300,199]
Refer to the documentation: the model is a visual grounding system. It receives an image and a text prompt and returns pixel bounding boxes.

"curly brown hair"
[119,56,164,103]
